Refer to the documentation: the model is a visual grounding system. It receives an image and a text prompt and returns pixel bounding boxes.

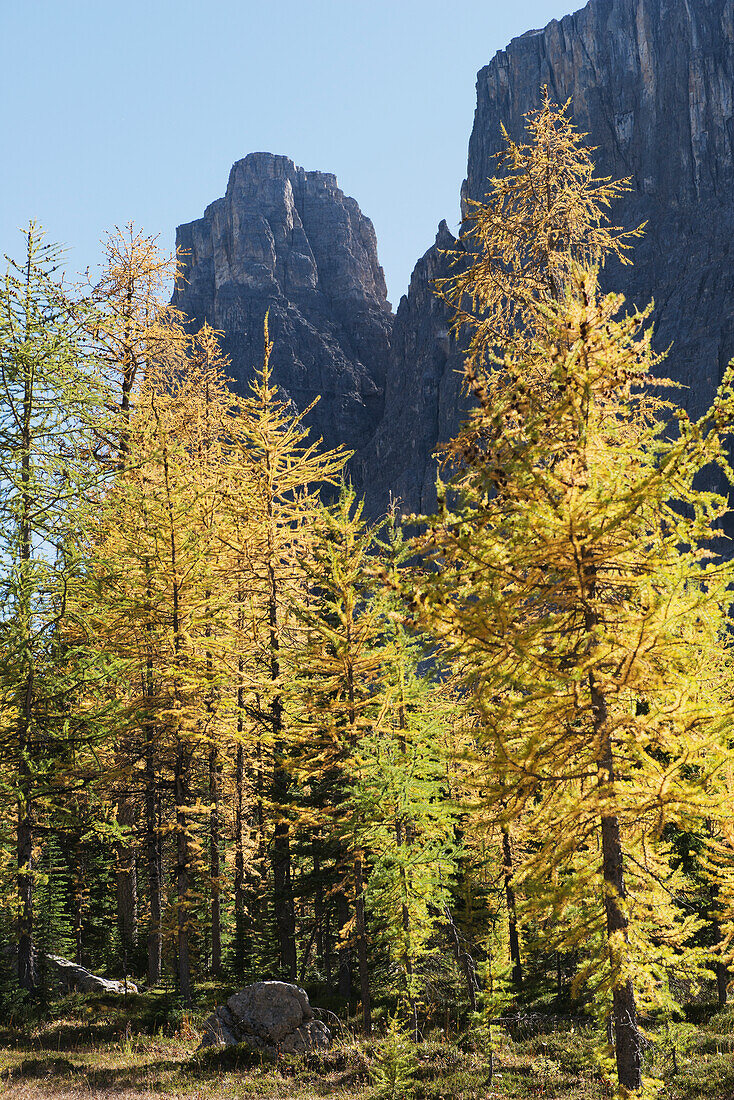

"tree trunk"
[234,742,246,974]
[17,260,36,992]
[501,826,523,988]
[265,519,297,979]
[593,672,642,1093]
[314,848,325,973]
[144,723,162,987]
[175,744,192,1007]
[209,746,222,975]
[73,842,85,966]
[443,902,478,1012]
[273,806,296,980]
[115,796,138,979]
[716,960,729,1006]
[396,816,418,1040]
[354,853,372,1034]
[17,791,35,990]
[337,890,352,1000]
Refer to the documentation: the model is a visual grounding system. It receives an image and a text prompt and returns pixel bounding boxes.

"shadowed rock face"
[173,153,393,455]
[352,220,468,518]
[465,0,734,422]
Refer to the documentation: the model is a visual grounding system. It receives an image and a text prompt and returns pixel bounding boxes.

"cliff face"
[173,153,393,454]
[352,220,468,517]
[466,0,734,419]
[175,0,734,518]
[357,0,734,516]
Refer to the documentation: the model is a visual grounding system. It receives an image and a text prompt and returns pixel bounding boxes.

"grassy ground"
[0,988,732,1099]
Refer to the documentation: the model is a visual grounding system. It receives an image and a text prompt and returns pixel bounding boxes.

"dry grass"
[1,991,733,1099]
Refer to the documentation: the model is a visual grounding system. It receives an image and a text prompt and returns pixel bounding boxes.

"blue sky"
[1,0,574,305]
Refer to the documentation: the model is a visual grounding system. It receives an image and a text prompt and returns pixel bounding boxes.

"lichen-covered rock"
[199,980,331,1057]
[173,153,393,457]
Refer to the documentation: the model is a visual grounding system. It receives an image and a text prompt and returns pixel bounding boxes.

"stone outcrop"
[173,153,393,456]
[465,0,734,423]
[199,980,331,1057]
[352,221,468,517]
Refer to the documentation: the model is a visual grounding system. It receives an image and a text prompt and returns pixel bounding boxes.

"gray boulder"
[199,980,331,1057]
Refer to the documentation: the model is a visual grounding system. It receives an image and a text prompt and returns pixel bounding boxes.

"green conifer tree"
[0,224,116,989]
[409,267,734,1093]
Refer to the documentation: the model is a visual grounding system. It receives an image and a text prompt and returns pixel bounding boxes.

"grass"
[0,989,732,1099]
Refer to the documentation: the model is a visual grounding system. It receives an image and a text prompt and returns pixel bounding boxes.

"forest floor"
[0,986,733,1099]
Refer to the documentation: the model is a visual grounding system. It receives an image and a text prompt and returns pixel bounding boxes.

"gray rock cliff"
[173,153,393,455]
[174,0,734,518]
[465,0,734,422]
[358,0,734,516]
[352,220,468,517]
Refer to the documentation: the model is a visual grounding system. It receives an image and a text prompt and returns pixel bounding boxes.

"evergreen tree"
[292,483,383,1029]
[0,223,116,989]
[230,318,347,981]
[409,266,734,1092]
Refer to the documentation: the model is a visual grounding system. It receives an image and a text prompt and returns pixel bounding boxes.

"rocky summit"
[173,153,393,457]
[176,0,734,517]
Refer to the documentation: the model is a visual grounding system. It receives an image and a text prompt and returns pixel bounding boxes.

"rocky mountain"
[175,0,734,517]
[173,153,393,455]
[357,0,734,515]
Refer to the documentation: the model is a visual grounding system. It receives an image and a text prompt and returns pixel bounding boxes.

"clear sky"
[1,0,576,306]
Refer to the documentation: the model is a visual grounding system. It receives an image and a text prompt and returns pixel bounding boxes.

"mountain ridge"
[175,0,734,516]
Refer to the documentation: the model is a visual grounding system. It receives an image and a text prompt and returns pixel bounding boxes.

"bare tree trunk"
[443,902,478,1012]
[115,797,138,980]
[209,746,222,975]
[501,826,523,988]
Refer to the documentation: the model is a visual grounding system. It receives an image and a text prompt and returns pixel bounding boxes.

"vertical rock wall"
[358,0,734,517]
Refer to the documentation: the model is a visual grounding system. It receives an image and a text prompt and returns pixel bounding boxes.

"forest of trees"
[2,95,734,1097]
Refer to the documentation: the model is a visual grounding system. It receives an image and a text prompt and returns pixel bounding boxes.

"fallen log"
[45,954,138,995]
